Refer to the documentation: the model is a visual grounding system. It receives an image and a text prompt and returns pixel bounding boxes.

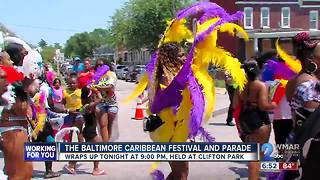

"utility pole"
[0,31,4,51]
[171,0,176,16]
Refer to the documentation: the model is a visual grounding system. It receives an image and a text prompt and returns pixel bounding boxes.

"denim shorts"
[64,113,84,126]
[96,103,118,114]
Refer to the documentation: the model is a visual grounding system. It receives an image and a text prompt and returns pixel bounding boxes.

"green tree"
[38,39,47,48]
[110,0,194,50]
[64,29,113,58]
[54,43,62,49]
[40,46,55,63]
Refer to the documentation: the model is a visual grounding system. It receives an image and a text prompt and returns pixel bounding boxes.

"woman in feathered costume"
[124,2,248,179]
[0,42,33,179]
[260,40,303,146]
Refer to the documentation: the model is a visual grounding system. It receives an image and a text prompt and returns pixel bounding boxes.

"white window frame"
[260,7,270,28]
[309,10,319,30]
[244,7,253,29]
[281,7,290,28]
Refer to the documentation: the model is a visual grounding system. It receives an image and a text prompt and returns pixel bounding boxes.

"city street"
[0,80,274,180]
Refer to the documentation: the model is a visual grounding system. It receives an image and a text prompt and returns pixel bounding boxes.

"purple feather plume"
[199,10,243,24]
[195,11,244,44]
[262,60,296,82]
[176,2,243,25]
[266,171,286,180]
[150,1,244,138]
[150,45,195,114]
[150,169,164,180]
[93,65,109,84]
[277,171,285,180]
[266,172,280,180]
[176,2,224,20]
[188,73,205,138]
[146,52,158,82]
[150,52,192,113]
[197,127,215,142]
[261,61,275,82]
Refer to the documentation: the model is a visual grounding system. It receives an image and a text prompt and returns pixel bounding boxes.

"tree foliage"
[54,43,62,49]
[64,28,113,58]
[40,46,56,63]
[38,39,47,48]
[110,0,194,50]
[63,0,194,58]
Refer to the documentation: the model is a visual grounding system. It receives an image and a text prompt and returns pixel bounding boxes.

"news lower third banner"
[24,142,259,162]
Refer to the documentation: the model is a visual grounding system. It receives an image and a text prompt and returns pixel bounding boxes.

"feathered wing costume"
[78,65,115,89]
[123,2,248,179]
[262,40,302,180]
[261,40,302,104]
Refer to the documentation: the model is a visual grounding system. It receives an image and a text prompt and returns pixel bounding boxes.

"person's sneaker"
[226,122,235,126]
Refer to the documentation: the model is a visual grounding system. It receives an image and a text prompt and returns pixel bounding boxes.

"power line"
[4,23,85,32]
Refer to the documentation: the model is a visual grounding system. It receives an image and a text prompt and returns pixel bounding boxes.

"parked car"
[65,65,73,75]
[119,67,128,80]
[125,65,146,82]
[135,67,146,83]
[115,65,126,78]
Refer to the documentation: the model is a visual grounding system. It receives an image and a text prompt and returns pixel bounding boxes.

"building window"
[310,11,319,30]
[261,7,270,28]
[244,7,253,29]
[281,7,290,28]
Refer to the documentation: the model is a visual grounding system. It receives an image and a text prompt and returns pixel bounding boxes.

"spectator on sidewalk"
[225,73,236,126]
[72,57,84,74]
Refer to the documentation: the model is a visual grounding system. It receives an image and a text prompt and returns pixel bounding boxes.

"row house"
[122,48,151,65]
[115,48,150,65]
[210,0,320,60]
[114,43,151,65]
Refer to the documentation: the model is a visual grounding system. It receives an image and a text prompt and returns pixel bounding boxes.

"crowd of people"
[228,32,320,180]
[0,42,119,178]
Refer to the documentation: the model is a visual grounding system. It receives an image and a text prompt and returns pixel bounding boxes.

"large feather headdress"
[125,1,248,138]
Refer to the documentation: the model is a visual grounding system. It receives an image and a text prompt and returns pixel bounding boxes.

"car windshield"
[136,68,146,73]
[117,65,126,69]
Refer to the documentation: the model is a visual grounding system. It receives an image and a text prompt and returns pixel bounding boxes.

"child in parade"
[25,78,61,179]
[63,73,84,174]
[80,86,105,176]
[49,78,65,112]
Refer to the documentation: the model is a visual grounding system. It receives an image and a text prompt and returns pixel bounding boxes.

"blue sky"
[1,0,127,45]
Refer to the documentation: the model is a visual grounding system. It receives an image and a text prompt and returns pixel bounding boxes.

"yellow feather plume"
[195,44,247,91]
[279,79,288,87]
[194,19,248,92]
[32,114,46,139]
[276,39,302,73]
[31,93,46,140]
[122,73,148,103]
[192,65,216,122]
[219,23,249,41]
[196,18,219,52]
[149,162,160,173]
[176,89,192,124]
[161,19,193,46]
